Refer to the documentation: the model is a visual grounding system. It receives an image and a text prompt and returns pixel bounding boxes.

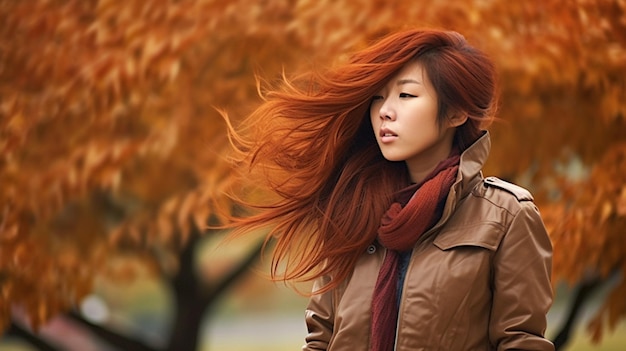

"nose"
[378,100,396,121]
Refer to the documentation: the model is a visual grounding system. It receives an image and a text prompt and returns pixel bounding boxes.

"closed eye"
[372,95,384,101]
[400,93,417,98]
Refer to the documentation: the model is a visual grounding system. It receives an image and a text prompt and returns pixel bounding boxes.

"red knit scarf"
[370,152,460,351]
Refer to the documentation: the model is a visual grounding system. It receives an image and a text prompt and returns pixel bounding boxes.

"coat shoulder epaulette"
[483,176,534,202]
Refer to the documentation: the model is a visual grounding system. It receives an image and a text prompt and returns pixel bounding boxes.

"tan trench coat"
[302,132,554,351]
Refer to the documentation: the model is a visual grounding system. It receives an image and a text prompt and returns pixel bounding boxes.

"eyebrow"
[397,78,422,86]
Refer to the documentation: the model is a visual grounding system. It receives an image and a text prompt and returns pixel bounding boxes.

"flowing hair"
[222,28,497,293]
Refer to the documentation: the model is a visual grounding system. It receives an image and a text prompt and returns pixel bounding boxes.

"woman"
[224,28,554,351]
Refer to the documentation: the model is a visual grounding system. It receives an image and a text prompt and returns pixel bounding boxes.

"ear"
[447,112,468,128]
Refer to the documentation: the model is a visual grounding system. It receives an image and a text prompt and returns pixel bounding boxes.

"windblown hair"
[224,28,497,292]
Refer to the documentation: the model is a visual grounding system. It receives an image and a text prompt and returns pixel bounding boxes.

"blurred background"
[1,0,625,350]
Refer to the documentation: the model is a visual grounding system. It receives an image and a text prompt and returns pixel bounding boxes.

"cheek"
[369,109,379,127]
[369,100,383,120]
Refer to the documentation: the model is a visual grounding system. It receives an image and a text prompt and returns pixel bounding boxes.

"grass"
[566,321,626,351]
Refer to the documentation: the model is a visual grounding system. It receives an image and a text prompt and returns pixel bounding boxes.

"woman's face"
[370,60,458,183]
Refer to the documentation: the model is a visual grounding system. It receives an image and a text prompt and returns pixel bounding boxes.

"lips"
[379,128,397,137]
[379,128,398,143]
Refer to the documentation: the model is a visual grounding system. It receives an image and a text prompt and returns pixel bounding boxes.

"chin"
[381,153,405,162]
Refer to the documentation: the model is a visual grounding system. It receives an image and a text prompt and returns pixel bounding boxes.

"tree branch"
[67,312,157,351]
[204,237,265,302]
[5,322,61,351]
[552,274,605,350]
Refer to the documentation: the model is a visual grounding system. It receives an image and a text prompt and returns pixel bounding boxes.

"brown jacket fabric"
[302,132,554,351]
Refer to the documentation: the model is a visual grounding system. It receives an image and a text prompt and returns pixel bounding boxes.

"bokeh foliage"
[1,0,624,345]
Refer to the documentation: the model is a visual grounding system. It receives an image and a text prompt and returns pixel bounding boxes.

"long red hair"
[223,28,497,292]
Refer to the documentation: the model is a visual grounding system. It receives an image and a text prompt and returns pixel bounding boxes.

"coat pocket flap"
[433,222,505,251]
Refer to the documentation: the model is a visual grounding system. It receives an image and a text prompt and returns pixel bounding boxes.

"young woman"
[224,28,554,351]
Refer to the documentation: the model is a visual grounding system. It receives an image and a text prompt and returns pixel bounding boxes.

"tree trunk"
[165,229,264,351]
[165,291,207,351]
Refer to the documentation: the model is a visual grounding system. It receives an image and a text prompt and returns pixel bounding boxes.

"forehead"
[394,60,427,82]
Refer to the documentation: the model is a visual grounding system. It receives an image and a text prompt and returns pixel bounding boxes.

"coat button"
[366,245,376,254]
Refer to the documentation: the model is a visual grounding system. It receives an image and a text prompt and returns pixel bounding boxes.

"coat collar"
[457,130,490,197]
[421,131,490,239]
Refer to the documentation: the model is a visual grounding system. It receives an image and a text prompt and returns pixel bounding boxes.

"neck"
[406,131,455,184]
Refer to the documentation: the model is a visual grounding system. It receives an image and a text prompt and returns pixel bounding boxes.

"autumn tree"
[1,1,301,349]
[1,0,624,350]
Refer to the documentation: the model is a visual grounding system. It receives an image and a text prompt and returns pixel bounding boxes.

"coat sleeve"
[302,276,335,351]
[489,201,555,351]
